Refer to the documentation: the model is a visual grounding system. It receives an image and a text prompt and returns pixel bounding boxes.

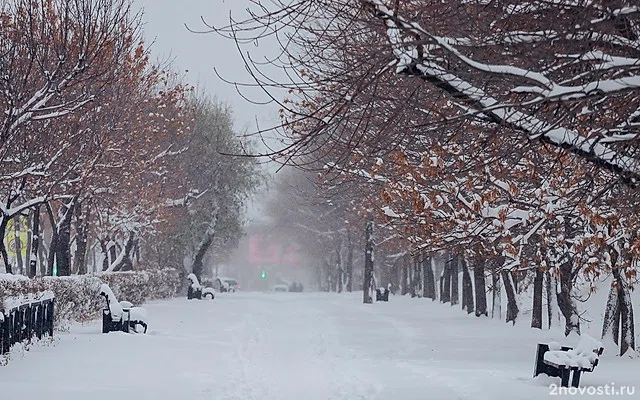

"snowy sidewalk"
[0,292,636,399]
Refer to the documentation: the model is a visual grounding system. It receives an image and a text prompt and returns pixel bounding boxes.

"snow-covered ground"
[1,292,637,399]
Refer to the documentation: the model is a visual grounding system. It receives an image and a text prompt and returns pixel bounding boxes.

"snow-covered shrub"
[0,268,180,329]
[97,271,150,305]
[41,275,104,328]
[144,268,181,300]
[0,274,31,309]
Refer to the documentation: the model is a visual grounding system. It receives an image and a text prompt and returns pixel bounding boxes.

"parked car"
[223,278,239,292]
[213,277,239,292]
[289,282,303,292]
[272,284,289,292]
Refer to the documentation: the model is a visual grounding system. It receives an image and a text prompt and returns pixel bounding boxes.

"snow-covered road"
[1,292,637,399]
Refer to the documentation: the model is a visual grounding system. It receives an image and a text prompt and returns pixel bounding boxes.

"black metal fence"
[1,298,55,355]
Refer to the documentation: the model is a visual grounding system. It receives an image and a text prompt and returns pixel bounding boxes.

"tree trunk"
[13,215,24,274]
[545,269,561,329]
[408,254,414,295]
[410,256,419,297]
[73,201,89,275]
[346,227,353,292]
[558,220,580,336]
[100,237,110,271]
[557,257,580,336]
[0,216,12,274]
[108,242,118,266]
[532,267,544,329]
[190,203,220,281]
[321,261,330,292]
[28,205,40,278]
[417,256,423,296]
[111,231,136,272]
[45,203,58,276]
[461,259,468,311]
[133,237,140,264]
[401,254,410,295]
[26,212,32,273]
[512,267,520,293]
[327,256,337,292]
[363,220,374,304]
[55,220,72,276]
[441,259,451,303]
[336,243,343,293]
[603,264,636,356]
[491,267,501,318]
[602,277,621,347]
[38,236,48,276]
[423,255,436,300]
[54,200,75,276]
[502,269,519,325]
[450,256,459,306]
[0,192,24,274]
[314,262,323,291]
[618,275,635,356]
[545,269,553,329]
[473,262,488,317]
[461,257,474,314]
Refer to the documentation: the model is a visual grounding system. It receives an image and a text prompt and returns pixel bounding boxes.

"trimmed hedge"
[0,268,180,329]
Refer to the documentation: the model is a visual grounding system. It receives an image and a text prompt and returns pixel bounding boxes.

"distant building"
[226,222,310,290]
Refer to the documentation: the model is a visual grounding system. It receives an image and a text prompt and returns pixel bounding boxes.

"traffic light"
[260,271,267,279]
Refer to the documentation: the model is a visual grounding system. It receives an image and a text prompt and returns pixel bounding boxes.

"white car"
[214,277,239,292]
[272,284,289,292]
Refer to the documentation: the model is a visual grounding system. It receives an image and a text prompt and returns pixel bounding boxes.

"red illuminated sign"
[248,235,301,265]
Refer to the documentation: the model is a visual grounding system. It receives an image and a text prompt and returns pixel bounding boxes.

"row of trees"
[219,0,640,356]
[264,168,364,292]
[0,0,260,280]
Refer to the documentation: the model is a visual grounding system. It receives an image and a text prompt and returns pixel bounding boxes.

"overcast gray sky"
[135,0,285,219]
[134,0,283,143]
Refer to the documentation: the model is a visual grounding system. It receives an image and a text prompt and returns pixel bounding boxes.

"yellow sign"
[5,216,28,258]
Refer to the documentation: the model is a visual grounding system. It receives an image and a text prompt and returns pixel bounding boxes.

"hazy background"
[132,1,315,288]
[135,0,285,220]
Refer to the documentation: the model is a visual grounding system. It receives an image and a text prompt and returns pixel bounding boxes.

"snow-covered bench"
[533,334,604,387]
[187,274,215,300]
[99,284,148,334]
[376,287,389,301]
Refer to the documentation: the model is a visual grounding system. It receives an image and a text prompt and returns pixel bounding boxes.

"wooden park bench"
[187,274,215,300]
[100,284,148,334]
[533,334,604,387]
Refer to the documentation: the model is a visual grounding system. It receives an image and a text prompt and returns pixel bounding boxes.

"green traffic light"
[261,271,267,278]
